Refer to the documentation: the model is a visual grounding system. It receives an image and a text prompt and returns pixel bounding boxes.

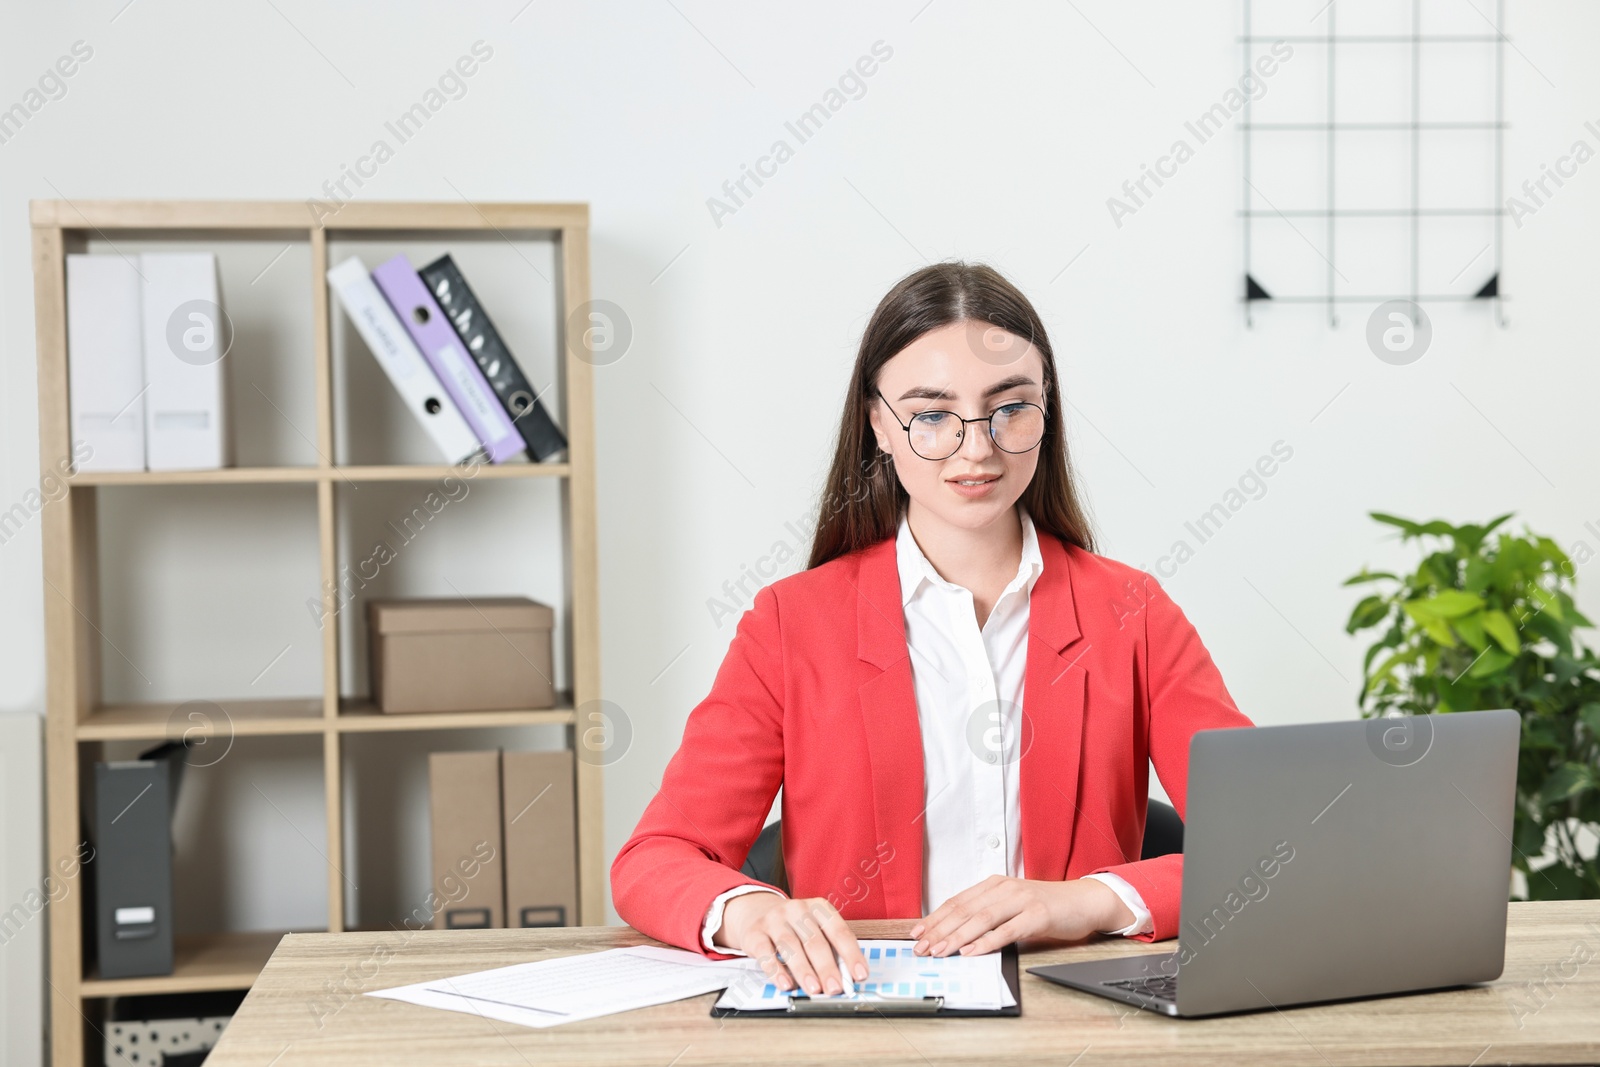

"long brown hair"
[806,261,1097,569]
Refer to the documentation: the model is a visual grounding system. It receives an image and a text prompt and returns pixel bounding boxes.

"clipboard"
[710,943,1021,1018]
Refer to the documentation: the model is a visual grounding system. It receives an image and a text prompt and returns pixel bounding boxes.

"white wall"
[2,0,1598,964]
[0,714,43,1067]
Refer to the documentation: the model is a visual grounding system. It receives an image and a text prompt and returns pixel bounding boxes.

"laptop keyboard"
[1102,974,1178,1002]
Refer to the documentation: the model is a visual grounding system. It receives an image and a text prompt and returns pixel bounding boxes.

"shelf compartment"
[80,931,291,998]
[336,697,575,732]
[76,698,325,741]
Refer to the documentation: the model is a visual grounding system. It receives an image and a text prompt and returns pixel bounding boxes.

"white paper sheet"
[367,945,761,1029]
[713,939,1014,1011]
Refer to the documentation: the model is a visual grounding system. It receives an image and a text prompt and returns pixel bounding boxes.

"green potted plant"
[1344,512,1600,899]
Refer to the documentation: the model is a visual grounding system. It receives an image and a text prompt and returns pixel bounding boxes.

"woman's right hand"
[718,893,870,996]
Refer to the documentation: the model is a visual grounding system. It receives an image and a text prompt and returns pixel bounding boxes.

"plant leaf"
[1483,511,1516,537]
[1541,763,1594,804]
[1343,569,1399,587]
[1419,616,1457,647]
[1361,629,1402,677]
[1365,648,1418,694]
[1424,553,1458,588]
[1525,716,1565,752]
[1452,612,1488,651]
[1525,612,1574,656]
[1529,584,1565,621]
[1481,610,1520,655]
[1346,595,1390,634]
[1580,703,1600,742]
[1466,646,1515,678]
[1370,512,1423,536]
[1424,590,1486,618]
[1514,815,1546,860]
[1527,862,1589,901]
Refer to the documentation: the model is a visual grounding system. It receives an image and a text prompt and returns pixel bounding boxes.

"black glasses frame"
[874,388,1046,461]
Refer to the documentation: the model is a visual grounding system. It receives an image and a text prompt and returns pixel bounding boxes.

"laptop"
[1027,708,1520,1017]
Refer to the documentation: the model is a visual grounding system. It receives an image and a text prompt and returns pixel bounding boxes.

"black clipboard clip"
[787,993,945,1014]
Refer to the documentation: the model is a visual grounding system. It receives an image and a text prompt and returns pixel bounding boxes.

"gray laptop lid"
[1172,708,1519,1016]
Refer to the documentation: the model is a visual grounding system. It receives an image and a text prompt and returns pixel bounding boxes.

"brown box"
[502,750,578,928]
[369,597,555,713]
[428,751,504,929]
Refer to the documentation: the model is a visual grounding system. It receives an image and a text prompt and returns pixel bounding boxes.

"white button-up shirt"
[702,507,1152,952]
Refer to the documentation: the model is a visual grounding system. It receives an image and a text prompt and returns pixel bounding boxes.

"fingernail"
[909,923,923,937]
[826,978,841,994]
[913,940,926,953]
[853,963,868,980]
[807,978,820,994]
[931,941,947,956]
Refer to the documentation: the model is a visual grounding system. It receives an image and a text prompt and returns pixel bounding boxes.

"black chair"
[741,819,788,892]
[1139,798,1184,860]
[739,799,1182,889]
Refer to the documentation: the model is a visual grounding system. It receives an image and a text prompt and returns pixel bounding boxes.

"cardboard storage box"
[369,597,555,713]
[428,751,505,929]
[502,750,578,927]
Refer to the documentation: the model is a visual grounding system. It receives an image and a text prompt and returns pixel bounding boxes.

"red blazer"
[611,528,1254,958]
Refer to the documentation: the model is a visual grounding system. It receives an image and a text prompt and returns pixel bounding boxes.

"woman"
[611,262,1253,997]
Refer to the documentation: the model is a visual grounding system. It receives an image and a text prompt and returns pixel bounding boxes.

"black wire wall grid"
[1240,0,1507,327]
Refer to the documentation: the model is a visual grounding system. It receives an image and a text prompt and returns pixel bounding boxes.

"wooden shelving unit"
[30,200,605,1067]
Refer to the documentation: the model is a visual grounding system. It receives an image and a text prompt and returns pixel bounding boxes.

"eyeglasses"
[875,388,1046,461]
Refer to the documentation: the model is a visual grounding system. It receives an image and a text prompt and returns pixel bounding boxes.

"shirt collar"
[895,506,1044,607]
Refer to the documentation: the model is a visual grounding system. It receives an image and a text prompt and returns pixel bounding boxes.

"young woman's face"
[868,319,1047,533]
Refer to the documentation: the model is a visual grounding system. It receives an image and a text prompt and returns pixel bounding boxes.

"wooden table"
[205,901,1600,1066]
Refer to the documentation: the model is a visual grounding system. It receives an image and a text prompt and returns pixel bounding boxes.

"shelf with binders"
[68,480,334,1001]
[61,231,322,483]
[33,201,606,1067]
[324,232,571,472]
[76,731,332,999]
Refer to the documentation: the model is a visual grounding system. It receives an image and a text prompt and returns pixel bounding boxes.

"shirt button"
[986,834,1000,850]
[985,753,997,764]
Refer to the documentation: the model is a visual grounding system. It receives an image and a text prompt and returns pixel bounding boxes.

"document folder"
[710,942,1020,1018]
[327,255,481,464]
[141,253,230,471]
[65,254,145,471]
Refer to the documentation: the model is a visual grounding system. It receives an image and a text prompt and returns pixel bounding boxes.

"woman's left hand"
[909,875,1133,957]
